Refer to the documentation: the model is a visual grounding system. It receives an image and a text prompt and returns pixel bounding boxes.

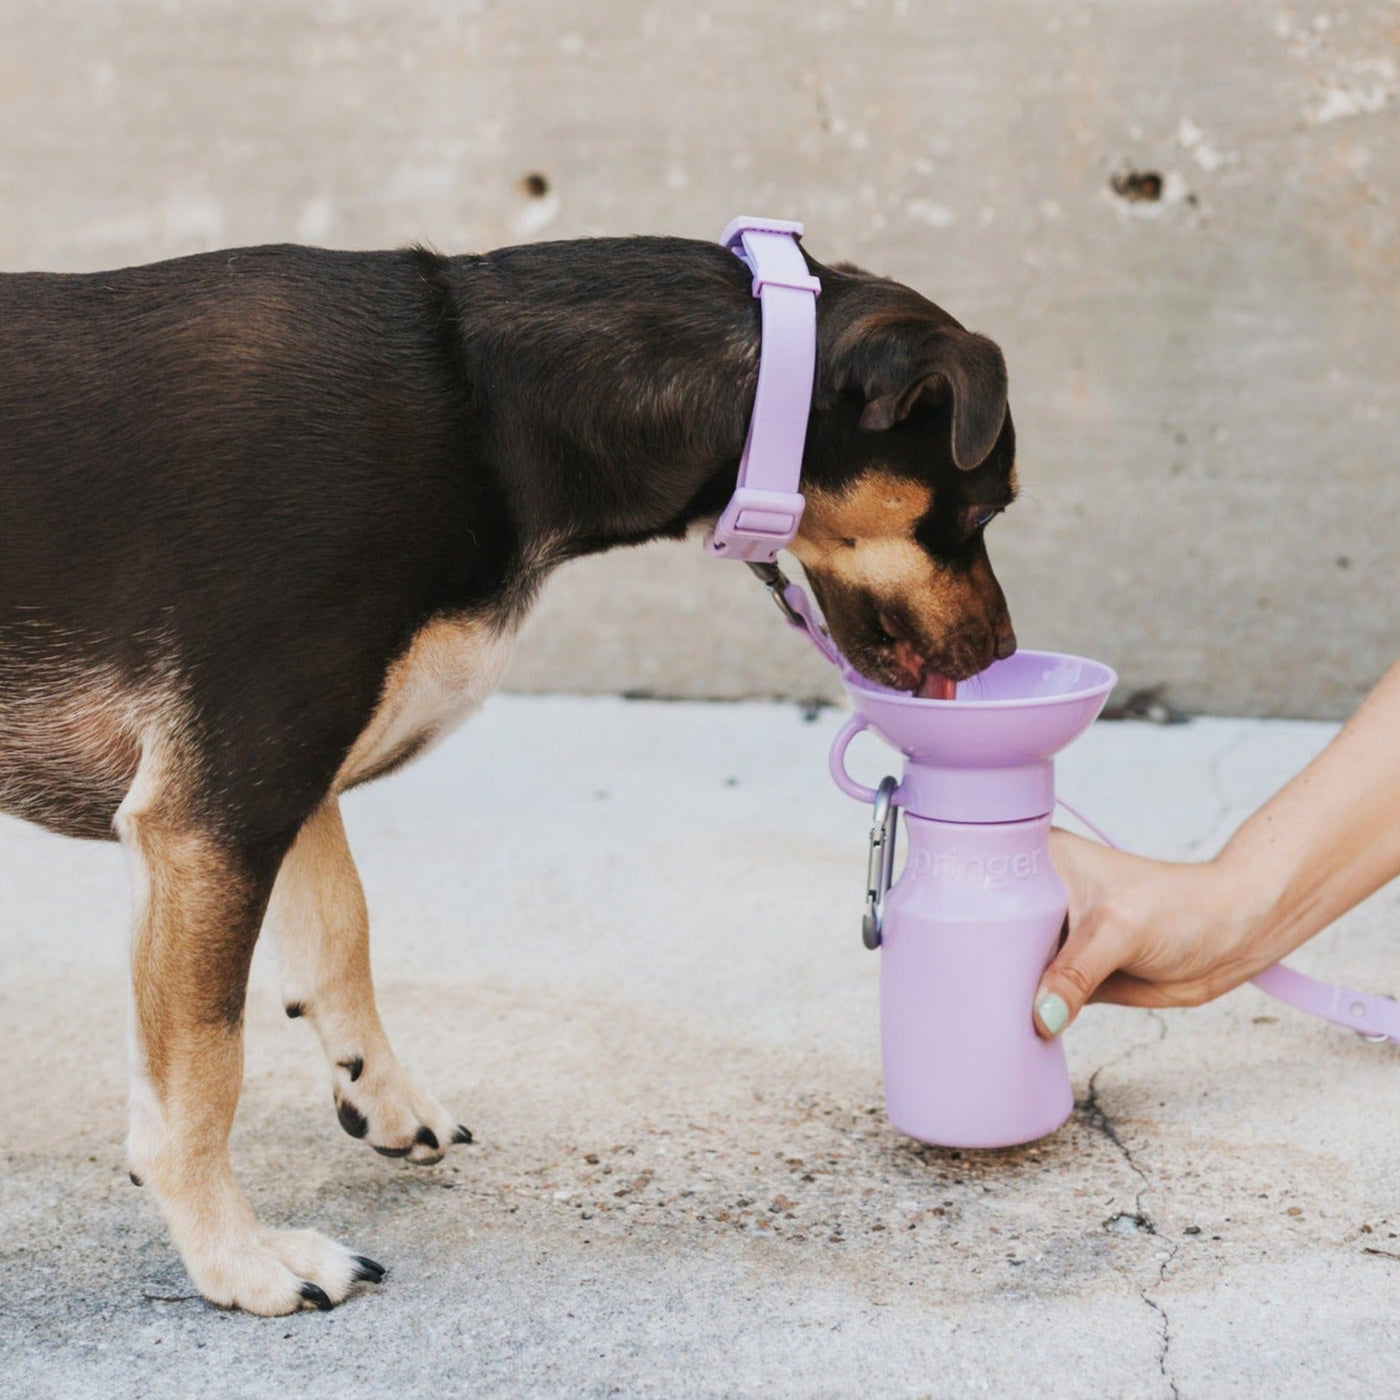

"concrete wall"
[1,1,1396,717]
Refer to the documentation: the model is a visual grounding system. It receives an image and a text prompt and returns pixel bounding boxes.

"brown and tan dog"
[0,234,1016,1313]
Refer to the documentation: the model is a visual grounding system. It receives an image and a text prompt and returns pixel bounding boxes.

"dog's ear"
[851,325,1009,471]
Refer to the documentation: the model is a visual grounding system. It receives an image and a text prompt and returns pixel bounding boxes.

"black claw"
[352,1255,386,1284]
[373,1144,411,1158]
[337,1099,369,1140]
[338,1056,364,1083]
[414,1126,440,1151]
[298,1281,334,1312]
[452,1124,474,1145]
[285,1002,306,1020]
[129,1172,143,1187]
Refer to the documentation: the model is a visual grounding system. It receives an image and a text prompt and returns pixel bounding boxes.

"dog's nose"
[994,626,1018,661]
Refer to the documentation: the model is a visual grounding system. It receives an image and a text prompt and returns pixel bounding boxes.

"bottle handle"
[828,714,880,802]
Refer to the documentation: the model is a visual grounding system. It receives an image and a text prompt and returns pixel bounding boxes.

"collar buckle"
[708,487,805,563]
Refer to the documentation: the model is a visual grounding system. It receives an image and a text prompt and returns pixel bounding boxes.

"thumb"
[1032,831,1127,1039]
[1033,924,1122,1038]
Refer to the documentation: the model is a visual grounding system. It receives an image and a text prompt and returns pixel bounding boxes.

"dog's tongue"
[894,637,954,699]
[916,671,956,701]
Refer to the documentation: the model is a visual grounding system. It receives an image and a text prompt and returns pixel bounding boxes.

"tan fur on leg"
[120,739,373,1315]
[267,799,468,1164]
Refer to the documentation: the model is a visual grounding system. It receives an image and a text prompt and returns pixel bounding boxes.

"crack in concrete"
[810,74,834,134]
[1184,725,1251,857]
[1080,1011,1180,1399]
[1082,1066,1152,1222]
[1140,1280,1181,1400]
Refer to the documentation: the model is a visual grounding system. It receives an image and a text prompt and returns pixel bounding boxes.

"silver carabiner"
[862,776,900,950]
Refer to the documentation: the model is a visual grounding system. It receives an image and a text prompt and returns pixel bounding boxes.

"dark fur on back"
[0,236,1013,844]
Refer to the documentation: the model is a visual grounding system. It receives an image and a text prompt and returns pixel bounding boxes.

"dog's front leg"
[266,799,471,1165]
[120,751,381,1314]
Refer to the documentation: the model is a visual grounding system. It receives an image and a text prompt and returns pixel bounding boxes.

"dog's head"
[792,265,1017,691]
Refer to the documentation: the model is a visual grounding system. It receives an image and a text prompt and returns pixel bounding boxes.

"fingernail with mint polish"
[1036,993,1069,1037]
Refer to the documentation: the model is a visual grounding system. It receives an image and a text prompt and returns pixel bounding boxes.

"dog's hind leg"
[120,741,382,1315]
[266,798,471,1166]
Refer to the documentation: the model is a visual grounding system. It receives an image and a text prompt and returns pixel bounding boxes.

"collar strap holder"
[706,216,820,564]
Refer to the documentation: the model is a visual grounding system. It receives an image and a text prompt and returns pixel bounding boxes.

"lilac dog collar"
[705,217,819,564]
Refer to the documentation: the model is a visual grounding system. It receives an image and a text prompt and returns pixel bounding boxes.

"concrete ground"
[2,695,1398,1398]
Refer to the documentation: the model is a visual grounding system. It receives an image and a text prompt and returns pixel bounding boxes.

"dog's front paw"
[332,1056,471,1166]
[182,1223,384,1316]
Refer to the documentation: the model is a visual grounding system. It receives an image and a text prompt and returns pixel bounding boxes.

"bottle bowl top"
[843,650,1117,769]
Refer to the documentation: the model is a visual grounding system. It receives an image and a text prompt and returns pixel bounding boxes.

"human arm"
[1033,658,1400,1036]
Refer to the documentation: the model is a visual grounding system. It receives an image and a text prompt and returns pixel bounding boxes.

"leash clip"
[747,560,803,627]
[746,560,850,672]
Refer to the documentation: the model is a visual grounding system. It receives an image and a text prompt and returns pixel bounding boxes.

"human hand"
[1031,830,1280,1037]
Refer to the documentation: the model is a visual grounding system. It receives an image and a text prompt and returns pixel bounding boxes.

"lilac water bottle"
[829,651,1116,1149]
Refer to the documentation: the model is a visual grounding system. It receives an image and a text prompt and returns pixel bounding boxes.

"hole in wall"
[520,172,550,198]
[1110,169,1162,202]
